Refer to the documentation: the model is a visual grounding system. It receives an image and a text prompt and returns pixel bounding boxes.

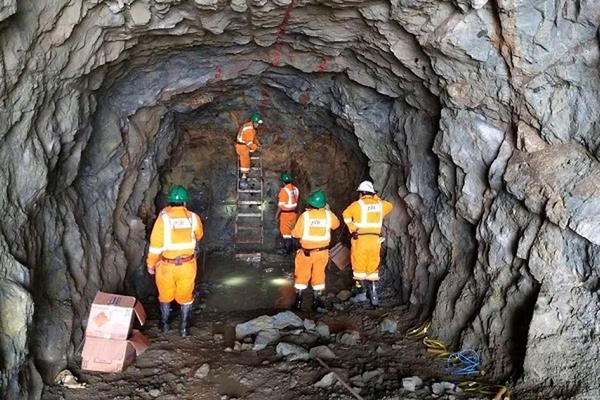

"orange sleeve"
[382,199,393,216]
[329,210,340,231]
[146,212,165,268]
[277,188,287,210]
[292,213,304,238]
[246,128,258,150]
[253,132,260,147]
[342,202,358,233]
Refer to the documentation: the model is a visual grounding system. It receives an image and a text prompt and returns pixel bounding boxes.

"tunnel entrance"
[132,85,369,310]
[152,85,368,254]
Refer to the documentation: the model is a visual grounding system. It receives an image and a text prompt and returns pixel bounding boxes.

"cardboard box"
[81,330,150,373]
[85,291,146,340]
[330,242,350,270]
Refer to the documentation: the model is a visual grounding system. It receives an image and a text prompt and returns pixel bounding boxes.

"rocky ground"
[42,255,510,400]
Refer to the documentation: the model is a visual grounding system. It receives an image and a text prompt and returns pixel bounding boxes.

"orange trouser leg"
[156,259,197,304]
[310,250,329,291]
[350,235,382,281]
[156,262,176,303]
[294,249,329,291]
[235,144,250,173]
[279,212,297,238]
[294,250,311,290]
[173,259,197,304]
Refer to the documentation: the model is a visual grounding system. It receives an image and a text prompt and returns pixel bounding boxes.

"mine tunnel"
[2,1,600,399]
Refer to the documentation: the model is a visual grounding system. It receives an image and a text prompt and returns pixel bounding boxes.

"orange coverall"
[147,206,204,304]
[291,208,340,291]
[235,121,260,174]
[342,194,393,281]
[278,183,299,238]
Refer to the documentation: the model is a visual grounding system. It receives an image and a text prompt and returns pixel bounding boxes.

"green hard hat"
[250,113,262,123]
[281,172,292,183]
[167,185,189,203]
[307,190,326,209]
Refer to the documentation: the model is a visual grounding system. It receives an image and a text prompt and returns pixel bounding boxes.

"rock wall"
[1,0,600,398]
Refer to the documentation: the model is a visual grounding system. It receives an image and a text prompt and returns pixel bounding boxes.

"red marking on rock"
[215,66,222,80]
[299,92,310,105]
[275,0,299,40]
[271,49,282,66]
[260,90,270,109]
[317,57,327,72]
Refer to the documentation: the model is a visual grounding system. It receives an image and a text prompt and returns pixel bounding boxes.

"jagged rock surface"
[1,0,600,399]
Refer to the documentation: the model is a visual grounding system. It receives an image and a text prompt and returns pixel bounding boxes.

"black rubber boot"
[351,281,368,303]
[180,303,193,338]
[284,239,294,255]
[159,302,171,333]
[292,290,303,310]
[312,290,325,311]
[370,281,380,307]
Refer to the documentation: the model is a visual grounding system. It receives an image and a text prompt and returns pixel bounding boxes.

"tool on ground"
[316,357,365,400]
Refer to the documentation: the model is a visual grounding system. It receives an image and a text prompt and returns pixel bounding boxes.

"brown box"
[81,330,150,373]
[85,291,146,340]
[330,242,350,270]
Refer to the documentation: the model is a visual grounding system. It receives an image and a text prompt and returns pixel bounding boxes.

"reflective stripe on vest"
[237,123,254,146]
[150,211,197,253]
[301,211,331,242]
[354,199,383,229]
[279,186,298,210]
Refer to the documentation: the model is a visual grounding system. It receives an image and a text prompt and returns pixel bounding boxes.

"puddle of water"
[198,254,296,312]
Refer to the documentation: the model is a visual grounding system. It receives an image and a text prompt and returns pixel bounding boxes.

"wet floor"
[196,253,297,311]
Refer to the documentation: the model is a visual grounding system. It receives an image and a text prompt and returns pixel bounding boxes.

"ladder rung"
[237,213,262,217]
[236,239,262,244]
[238,189,261,193]
[236,226,262,230]
[250,156,260,160]
[250,167,261,171]
[239,201,263,205]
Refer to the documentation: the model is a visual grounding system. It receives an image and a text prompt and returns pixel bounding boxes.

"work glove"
[351,231,359,240]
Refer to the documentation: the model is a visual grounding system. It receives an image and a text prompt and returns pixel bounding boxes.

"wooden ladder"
[234,155,264,262]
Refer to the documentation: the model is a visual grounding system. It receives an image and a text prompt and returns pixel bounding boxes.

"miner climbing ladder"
[234,155,264,262]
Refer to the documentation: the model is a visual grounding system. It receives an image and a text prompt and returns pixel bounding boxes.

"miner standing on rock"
[291,190,340,311]
[235,112,262,188]
[275,172,299,256]
[147,185,204,338]
[342,181,393,307]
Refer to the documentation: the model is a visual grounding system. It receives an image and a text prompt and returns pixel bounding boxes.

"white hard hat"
[357,181,375,193]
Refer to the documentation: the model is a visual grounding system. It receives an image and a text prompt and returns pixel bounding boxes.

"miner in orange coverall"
[342,181,393,307]
[291,190,340,311]
[146,185,204,337]
[275,172,299,255]
[235,112,262,187]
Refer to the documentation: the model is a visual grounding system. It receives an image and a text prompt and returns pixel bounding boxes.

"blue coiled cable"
[445,349,480,375]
